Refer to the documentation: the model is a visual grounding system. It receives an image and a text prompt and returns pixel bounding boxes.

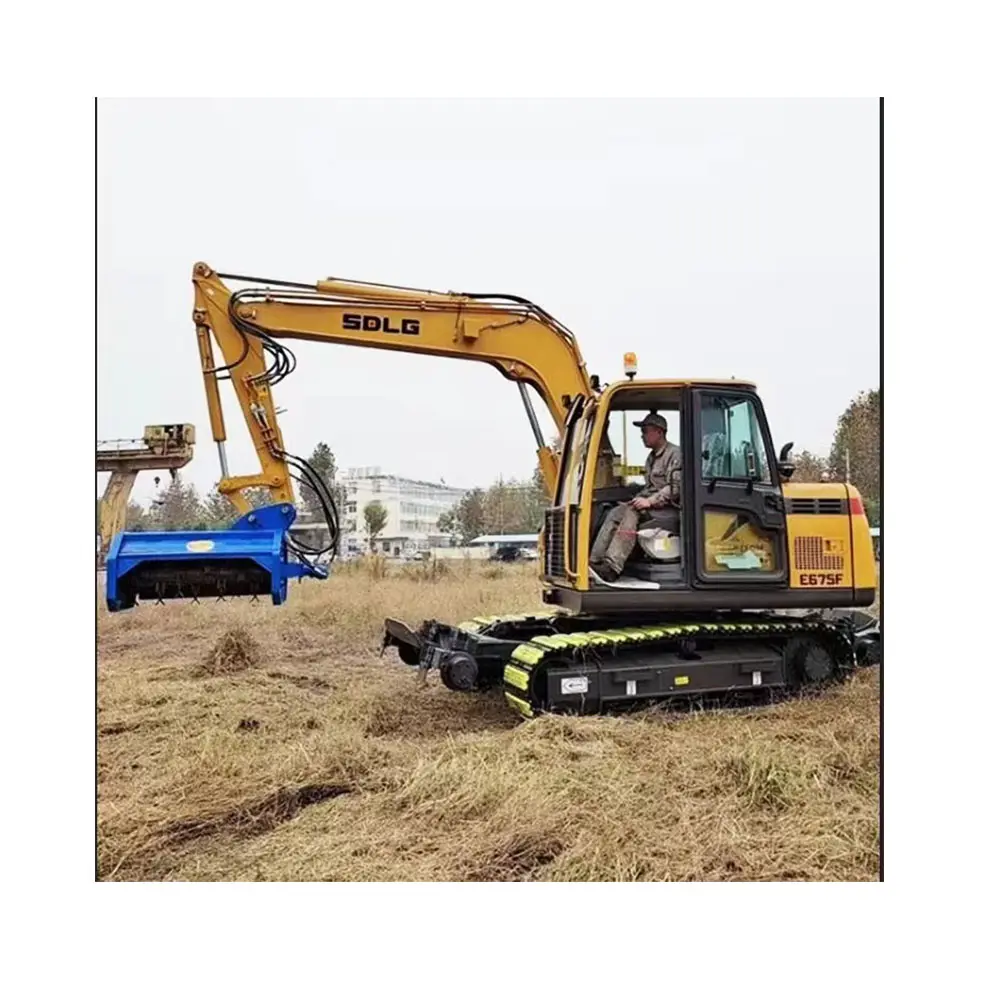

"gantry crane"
[96,424,195,563]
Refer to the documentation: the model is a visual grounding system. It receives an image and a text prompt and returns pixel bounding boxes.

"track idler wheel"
[785,637,835,690]
[440,652,479,692]
[856,637,881,666]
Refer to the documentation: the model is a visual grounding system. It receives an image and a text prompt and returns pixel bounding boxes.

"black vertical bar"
[878,95,884,885]
[93,95,99,882]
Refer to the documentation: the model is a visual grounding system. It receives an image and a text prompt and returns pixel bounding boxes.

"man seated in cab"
[589,411,681,581]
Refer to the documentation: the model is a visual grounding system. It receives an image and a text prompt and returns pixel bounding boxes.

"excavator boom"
[192,263,595,512]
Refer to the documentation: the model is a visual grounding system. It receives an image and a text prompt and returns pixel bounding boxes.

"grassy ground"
[97,560,880,881]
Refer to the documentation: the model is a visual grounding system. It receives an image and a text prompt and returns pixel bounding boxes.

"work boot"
[590,559,621,583]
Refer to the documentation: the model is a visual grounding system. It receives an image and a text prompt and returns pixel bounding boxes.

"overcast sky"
[97,98,879,505]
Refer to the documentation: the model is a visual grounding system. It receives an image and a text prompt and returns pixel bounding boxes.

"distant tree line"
[437,466,548,544]
[789,388,881,525]
[119,442,344,532]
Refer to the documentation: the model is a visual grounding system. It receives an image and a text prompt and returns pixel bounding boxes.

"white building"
[338,466,469,557]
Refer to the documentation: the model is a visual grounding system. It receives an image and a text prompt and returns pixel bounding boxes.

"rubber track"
[454,611,564,635]
[500,618,854,719]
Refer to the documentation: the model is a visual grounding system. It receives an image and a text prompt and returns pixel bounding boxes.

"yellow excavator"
[96,424,195,563]
[105,264,878,718]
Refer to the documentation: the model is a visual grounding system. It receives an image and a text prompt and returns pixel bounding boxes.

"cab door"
[685,388,789,588]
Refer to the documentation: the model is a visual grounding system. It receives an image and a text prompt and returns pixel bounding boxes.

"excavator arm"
[105,263,599,612]
[191,262,595,514]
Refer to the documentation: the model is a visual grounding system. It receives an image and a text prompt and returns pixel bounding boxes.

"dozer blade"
[105,503,327,612]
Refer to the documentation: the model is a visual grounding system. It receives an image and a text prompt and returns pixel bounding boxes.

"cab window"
[700,394,772,484]
[606,406,681,486]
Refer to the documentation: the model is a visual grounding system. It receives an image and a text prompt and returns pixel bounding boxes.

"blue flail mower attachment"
[105,504,327,612]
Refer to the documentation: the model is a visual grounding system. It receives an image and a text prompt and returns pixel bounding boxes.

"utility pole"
[622,410,628,475]
[845,447,851,484]
[622,352,636,477]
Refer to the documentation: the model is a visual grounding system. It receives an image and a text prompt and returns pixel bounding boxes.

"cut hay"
[200,626,263,675]
[97,564,879,881]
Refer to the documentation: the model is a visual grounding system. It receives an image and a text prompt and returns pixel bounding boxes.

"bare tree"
[363,500,388,550]
[829,389,880,503]
[790,449,830,483]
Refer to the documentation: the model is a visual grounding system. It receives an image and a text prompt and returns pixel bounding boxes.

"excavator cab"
[539,376,874,616]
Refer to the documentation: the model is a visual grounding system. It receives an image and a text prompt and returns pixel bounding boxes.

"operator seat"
[639,507,680,534]
[626,433,727,586]
[623,504,683,583]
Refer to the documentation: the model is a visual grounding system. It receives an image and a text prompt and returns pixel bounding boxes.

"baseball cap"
[633,412,667,431]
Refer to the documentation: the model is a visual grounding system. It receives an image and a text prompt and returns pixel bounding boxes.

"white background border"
[3,0,996,993]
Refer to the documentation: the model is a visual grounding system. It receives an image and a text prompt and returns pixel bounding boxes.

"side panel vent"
[789,497,848,515]
[794,536,845,571]
[544,507,566,579]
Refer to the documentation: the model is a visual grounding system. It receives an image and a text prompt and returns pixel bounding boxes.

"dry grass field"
[97,560,880,881]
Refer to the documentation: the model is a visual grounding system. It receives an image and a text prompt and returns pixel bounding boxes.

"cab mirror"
[777,441,796,481]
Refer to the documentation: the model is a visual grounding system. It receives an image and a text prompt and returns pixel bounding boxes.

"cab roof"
[610,377,758,390]
[598,379,759,409]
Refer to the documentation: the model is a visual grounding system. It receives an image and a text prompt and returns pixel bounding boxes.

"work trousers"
[589,503,640,574]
